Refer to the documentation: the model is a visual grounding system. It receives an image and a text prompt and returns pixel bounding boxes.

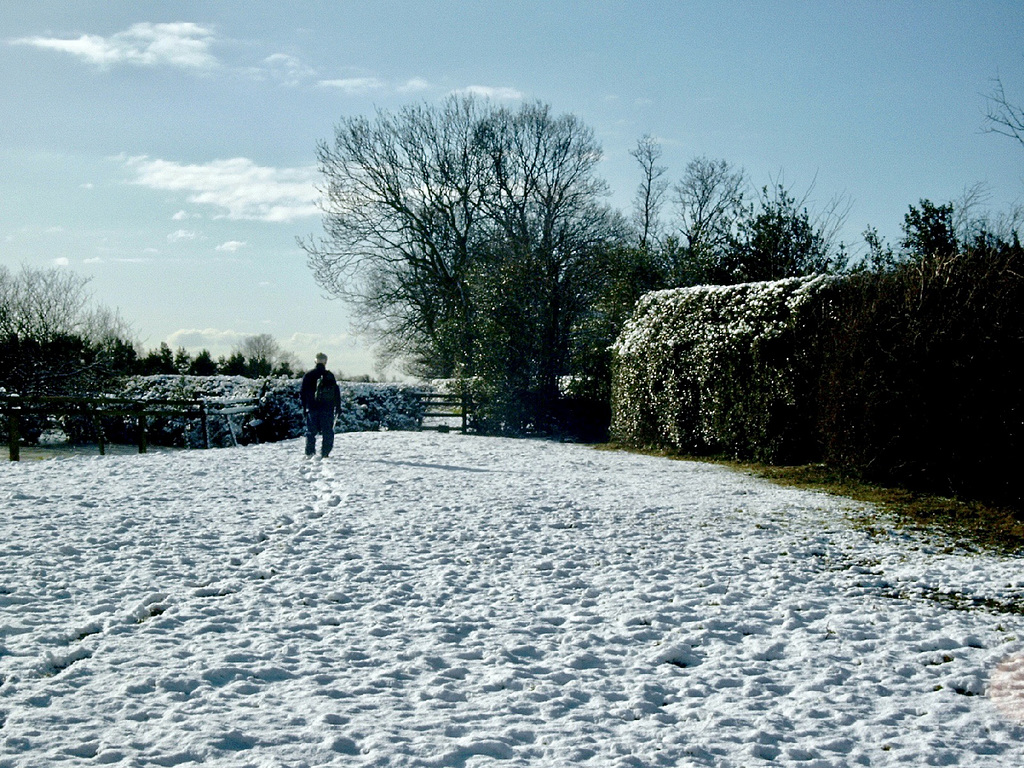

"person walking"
[300,353,341,458]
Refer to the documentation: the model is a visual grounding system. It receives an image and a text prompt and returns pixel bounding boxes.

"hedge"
[611,240,1022,509]
[49,375,425,449]
[611,275,836,464]
[817,241,1022,507]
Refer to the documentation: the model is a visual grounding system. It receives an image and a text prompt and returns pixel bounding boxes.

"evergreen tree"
[725,185,840,283]
[140,342,176,375]
[220,352,248,376]
[188,349,218,376]
[173,347,192,374]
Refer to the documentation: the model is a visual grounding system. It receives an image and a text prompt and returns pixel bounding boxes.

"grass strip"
[599,443,1024,557]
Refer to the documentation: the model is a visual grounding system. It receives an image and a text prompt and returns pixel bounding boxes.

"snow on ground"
[2,432,1023,767]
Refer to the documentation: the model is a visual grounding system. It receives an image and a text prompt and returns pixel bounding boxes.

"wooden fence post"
[137,410,148,454]
[200,401,210,449]
[8,400,20,462]
[92,414,106,456]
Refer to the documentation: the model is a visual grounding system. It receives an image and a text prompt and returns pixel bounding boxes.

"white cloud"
[453,85,524,101]
[167,229,199,242]
[284,333,375,377]
[166,328,248,356]
[12,22,219,70]
[163,329,373,376]
[215,240,247,252]
[126,156,319,222]
[398,77,431,93]
[317,77,385,94]
[53,257,70,267]
[262,53,316,86]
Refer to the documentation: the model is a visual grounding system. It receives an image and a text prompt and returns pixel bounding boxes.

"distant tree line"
[1,266,306,396]
[135,334,300,378]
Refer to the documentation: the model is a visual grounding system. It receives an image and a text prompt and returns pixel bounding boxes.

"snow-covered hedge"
[611,276,836,462]
[62,375,425,449]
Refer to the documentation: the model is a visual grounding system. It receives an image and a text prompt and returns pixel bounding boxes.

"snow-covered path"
[2,432,1023,767]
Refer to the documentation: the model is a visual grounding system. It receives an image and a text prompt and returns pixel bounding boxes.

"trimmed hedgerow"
[610,276,837,464]
[817,238,1023,508]
[59,375,425,449]
[611,239,1022,510]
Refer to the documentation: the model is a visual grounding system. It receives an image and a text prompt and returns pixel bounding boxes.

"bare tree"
[235,333,297,376]
[629,134,669,252]
[784,173,851,264]
[81,304,135,348]
[949,181,1024,242]
[664,156,748,285]
[675,157,747,255]
[302,96,623,399]
[985,76,1024,147]
[1,265,136,394]
[0,264,93,341]
[301,95,492,378]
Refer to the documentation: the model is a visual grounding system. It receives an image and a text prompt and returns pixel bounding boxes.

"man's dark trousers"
[305,408,335,457]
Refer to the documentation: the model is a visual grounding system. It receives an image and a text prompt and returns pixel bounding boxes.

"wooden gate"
[413,391,474,433]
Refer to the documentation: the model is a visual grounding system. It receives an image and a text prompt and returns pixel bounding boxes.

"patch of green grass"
[599,443,1024,556]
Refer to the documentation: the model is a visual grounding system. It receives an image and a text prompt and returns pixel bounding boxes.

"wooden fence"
[0,393,258,461]
[413,391,474,433]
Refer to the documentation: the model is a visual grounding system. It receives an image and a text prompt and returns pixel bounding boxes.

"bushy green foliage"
[818,224,1023,507]
[611,275,835,462]
[725,185,841,282]
[611,199,1022,509]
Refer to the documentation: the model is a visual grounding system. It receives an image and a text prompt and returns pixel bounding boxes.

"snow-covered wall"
[610,276,836,462]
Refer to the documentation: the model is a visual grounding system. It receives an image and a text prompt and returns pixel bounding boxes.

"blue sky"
[2,1,1022,377]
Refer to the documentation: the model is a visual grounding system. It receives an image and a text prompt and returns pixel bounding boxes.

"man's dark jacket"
[300,364,341,412]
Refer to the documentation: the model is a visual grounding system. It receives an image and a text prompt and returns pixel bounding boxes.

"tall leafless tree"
[985,76,1024,148]
[0,265,92,341]
[302,96,624,425]
[665,156,748,285]
[234,333,297,376]
[629,134,669,252]
[301,96,492,377]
